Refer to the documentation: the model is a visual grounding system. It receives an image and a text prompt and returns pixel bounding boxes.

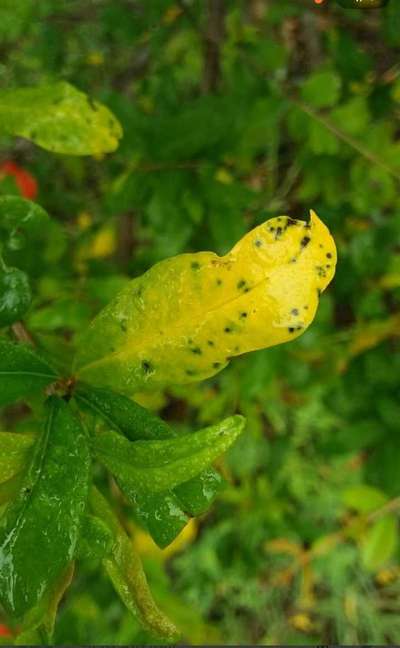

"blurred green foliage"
[1,0,400,644]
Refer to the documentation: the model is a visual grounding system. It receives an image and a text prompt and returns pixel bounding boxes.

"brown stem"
[116,212,136,271]
[11,321,35,346]
[202,0,226,94]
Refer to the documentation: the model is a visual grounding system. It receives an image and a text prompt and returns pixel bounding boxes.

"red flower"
[0,160,38,200]
[0,624,12,638]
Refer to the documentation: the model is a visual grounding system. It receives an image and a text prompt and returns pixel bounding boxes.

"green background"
[1,0,400,644]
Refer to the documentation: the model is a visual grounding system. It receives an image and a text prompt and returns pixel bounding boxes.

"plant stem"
[11,321,35,346]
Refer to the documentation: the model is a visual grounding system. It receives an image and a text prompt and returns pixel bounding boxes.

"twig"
[11,321,35,346]
[202,0,226,93]
[290,96,400,183]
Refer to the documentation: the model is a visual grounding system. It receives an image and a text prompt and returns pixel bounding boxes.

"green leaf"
[0,196,65,278]
[0,82,122,155]
[0,265,32,327]
[343,484,388,514]
[301,70,342,109]
[133,491,189,549]
[75,514,113,562]
[76,384,224,546]
[0,339,58,407]
[0,196,49,246]
[94,415,245,492]
[89,487,179,640]
[0,397,91,619]
[361,515,398,572]
[75,384,172,441]
[173,467,224,516]
[0,432,34,483]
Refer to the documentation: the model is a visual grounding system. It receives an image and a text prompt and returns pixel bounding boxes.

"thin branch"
[202,0,226,93]
[290,96,400,183]
[11,321,35,346]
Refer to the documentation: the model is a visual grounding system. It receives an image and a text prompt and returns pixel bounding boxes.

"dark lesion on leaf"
[301,236,311,248]
[142,360,153,373]
[191,261,201,270]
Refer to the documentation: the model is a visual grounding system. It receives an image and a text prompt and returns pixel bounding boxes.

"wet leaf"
[0,432,34,483]
[94,415,245,492]
[0,339,58,407]
[76,384,224,547]
[0,82,122,155]
[0,265,32,327]
[0,397,91,619]
[75,515,113,562]
[75,211,336,394]
[89,487,179,640]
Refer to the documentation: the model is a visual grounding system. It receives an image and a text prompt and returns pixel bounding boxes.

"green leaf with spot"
[93,415,245,493]
[0,340,58,407]
[0,82,122,155]
[0,432,34,483]
[0,397,90,619]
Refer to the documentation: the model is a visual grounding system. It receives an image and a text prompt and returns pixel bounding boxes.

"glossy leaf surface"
[0,266,32,327]
[94,415,245,492]
[0,397,90,619]
[89,487,178,639]
[76,385,224,547]
[0,432,34,483]
[75,211,336,393]
[0,339,58,406]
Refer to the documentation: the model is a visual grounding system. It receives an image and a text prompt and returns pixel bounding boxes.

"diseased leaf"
[0,340,58,407]
[89,487,179,640]
[0,82,122,155]
[0,432,34,483]
[75,211,336,394]
[0,397,91,619]
[94,415,245,493]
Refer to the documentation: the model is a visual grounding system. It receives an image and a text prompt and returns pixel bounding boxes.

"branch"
[11,321,35,346]
[202,0,226,93]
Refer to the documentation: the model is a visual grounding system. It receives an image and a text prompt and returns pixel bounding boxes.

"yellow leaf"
[132,518,197,560]
[0,82,122,156]
[289,613,314,633]
[75,210,336,393]
[86,51,104,66]
[265,538,302,556]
